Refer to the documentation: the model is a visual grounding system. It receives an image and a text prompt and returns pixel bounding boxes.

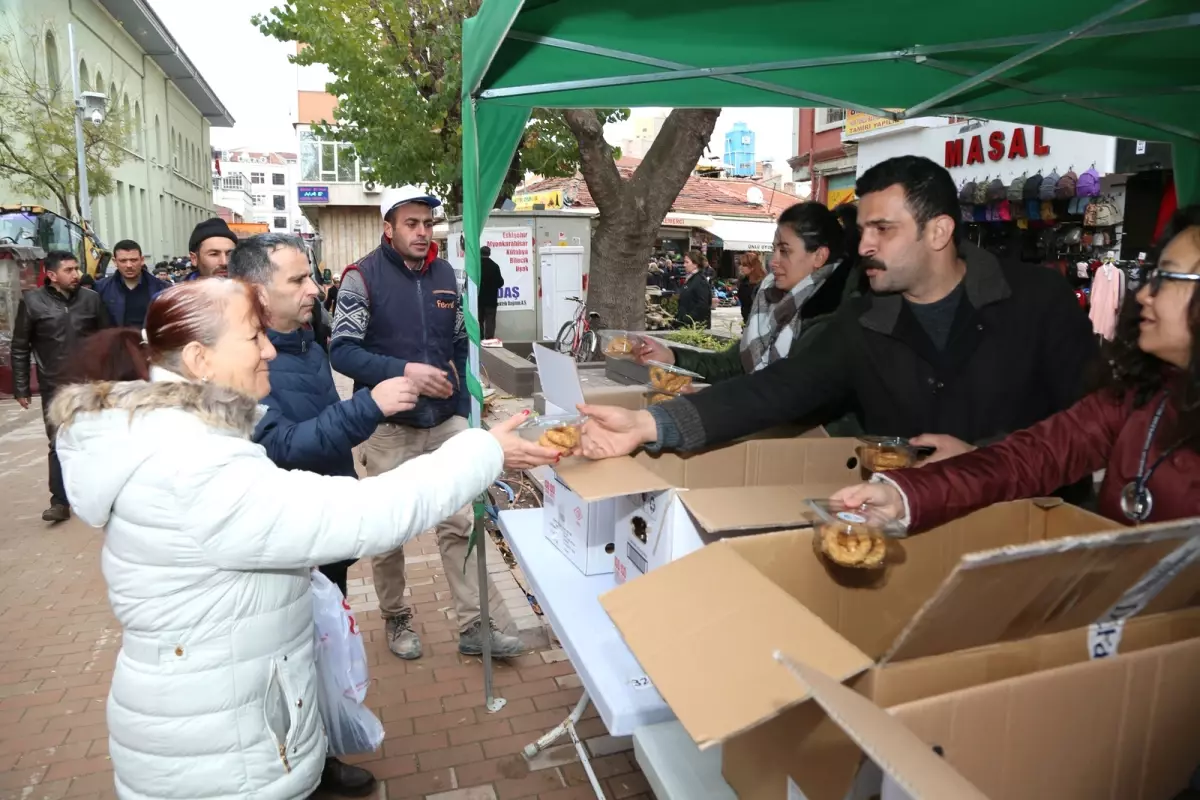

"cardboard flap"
[885,518,1200,664]
[774,653,989,800]
[677,484,848,533]
[552,457,673,501]
[601,540,872,749]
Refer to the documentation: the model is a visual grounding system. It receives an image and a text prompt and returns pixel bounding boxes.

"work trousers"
[362,415,479,632]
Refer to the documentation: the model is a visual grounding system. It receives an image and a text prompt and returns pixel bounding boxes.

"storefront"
[853,118,1147,340]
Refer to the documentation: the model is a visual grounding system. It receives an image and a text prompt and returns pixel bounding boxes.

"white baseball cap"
[380,184,442,219]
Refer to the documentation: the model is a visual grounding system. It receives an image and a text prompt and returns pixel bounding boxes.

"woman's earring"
[201,375,210,384]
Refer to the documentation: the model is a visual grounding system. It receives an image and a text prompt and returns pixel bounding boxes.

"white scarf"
[739,261,839,373]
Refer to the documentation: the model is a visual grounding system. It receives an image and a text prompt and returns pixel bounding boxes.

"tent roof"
[467,0,1200,151]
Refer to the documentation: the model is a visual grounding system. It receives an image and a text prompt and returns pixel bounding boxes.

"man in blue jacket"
[331,185,525,662]
[94,239,170,326]
[229,232,419,798]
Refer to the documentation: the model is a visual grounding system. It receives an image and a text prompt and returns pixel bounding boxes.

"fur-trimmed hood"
[49,379,261,435]
[50,379,265,529]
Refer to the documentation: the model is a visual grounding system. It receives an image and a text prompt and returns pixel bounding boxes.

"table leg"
[476,512,506,713]
[523,691,606,799]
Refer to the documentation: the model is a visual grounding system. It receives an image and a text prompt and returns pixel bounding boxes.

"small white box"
[541,472,616,575]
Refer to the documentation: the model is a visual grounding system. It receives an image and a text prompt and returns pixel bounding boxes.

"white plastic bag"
[310,569,385,755]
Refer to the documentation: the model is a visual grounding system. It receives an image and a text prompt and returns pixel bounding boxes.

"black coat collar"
[859,242,1011,336]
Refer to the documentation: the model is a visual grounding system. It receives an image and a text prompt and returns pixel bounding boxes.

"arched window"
[122,95,131,147]
[133,101,142,153]
[172,128,179,170]
[109,82,117,113]
[93,69,103,93]
[78,59,88,93]
[44,31,61,96]
[154,115,161,162]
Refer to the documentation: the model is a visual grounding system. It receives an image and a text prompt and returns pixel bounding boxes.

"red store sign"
[945,125,1051,169]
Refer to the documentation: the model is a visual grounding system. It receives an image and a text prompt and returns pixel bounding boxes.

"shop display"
[806,499,906,570]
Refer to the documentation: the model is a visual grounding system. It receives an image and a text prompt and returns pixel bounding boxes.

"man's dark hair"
[228,232,307,285]
[480,246,492,258]
[44,250,78,272]
[113,239,142,256]
[856,155,960,241]
[154,260,169,270]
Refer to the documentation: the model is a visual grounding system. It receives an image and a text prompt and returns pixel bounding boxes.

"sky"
[148,1,799,166]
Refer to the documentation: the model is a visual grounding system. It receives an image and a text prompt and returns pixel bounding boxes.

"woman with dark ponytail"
[635,202,861,416]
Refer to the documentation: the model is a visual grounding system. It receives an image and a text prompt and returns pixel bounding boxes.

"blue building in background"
[723,122,756,177]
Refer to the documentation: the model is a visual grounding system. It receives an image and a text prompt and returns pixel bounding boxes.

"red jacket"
[890,386,1200,532]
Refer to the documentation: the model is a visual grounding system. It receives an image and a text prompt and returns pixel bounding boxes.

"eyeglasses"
[1146,269,1200,297]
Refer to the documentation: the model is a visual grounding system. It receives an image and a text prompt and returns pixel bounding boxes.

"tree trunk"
[564,108,720,332]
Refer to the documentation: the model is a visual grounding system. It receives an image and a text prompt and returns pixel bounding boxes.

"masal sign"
[945,125,1051,168]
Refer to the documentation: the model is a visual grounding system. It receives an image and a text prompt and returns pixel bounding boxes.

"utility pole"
[67,23,92,227]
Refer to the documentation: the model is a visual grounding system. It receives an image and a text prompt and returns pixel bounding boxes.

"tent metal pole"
[930,85,1200,118]
[900,0,1155,119]
[908,12,1200,56]
[916,57,1200,143]
[477,51,905,103]
[500,31,899,115]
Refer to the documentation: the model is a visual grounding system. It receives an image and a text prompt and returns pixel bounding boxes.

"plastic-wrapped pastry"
[538,426,581,453]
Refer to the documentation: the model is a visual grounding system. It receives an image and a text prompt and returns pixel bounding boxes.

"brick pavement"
[0,400,651,800]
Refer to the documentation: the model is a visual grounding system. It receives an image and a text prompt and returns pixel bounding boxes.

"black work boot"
[42,504,70,523]
[320,756,376,797]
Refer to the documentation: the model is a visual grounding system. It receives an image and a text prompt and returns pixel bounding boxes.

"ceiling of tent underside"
[475,0,1200,145]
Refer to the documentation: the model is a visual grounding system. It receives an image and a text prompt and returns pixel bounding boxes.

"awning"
[708,219,776,252]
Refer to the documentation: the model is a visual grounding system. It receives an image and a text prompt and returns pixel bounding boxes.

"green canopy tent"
[460,0,1199,418]
[458,0,1199,701]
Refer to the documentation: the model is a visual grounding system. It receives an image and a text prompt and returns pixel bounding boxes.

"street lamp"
[67,23,107,228]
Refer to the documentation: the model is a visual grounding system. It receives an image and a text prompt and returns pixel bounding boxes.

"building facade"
[0,0,232,260]
[293,51,384,273]
[214,150,305,234]
[789,108,856,208]
[723,121,756,177]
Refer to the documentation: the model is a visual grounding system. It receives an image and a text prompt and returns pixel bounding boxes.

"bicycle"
[554,295,600,363]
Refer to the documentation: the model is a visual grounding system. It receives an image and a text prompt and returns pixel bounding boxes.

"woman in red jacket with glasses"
[835,206,1200,531]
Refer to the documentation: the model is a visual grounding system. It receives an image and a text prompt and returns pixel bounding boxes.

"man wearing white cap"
[331,185,525,661]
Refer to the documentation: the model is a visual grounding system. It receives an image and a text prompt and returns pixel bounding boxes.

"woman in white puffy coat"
[51,279,558,800]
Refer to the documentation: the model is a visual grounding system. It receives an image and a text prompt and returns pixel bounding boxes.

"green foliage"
[0,26,130,218]
[253,0,627,212]
[662,326,735,352]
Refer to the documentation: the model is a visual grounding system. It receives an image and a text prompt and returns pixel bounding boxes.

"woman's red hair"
[65,279,268,384]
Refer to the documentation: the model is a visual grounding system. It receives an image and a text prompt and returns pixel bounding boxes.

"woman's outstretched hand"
[489,412,563,470]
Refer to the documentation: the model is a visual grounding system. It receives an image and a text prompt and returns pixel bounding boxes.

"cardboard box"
[548,436,863,584]
[540,468,617,575]
[890,633,1200,799]
[764,634,1200,800]
[602,502,1200,799]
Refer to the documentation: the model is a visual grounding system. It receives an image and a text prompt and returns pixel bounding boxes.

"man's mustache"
[861,257,887,271]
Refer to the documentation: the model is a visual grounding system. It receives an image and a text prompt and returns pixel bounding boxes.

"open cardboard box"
[601,501,1200,799]
[890,631,1200,799]
[544,436,862,581]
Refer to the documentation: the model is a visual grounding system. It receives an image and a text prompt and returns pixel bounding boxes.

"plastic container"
[598,330,646,360]
[515,413,587,452]
[642,380,709,405]
[646,360,704,398]
[855,435,934,473]
[805,498,907,570]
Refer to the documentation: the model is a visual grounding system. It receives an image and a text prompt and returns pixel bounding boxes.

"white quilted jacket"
[51,375,502,800]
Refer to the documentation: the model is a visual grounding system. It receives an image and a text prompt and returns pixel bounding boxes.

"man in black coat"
[478,245,505,339]
[12,250,110,522]
[578,156,1098,477]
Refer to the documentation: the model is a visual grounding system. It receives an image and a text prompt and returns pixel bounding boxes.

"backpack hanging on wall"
[1055,170,1078,199]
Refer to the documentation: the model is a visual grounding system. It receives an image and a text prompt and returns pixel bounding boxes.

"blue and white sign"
[297,185,329,204]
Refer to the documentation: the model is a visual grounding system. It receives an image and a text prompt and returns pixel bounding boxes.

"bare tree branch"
[562,109,624,211]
